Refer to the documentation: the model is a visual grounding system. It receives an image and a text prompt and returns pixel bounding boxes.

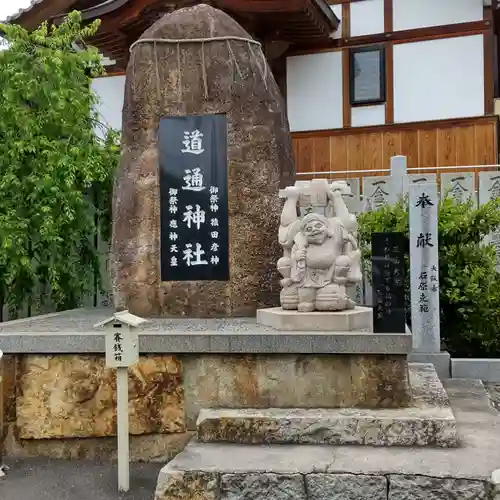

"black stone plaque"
[159,114,229,281]
[371,232,406,333]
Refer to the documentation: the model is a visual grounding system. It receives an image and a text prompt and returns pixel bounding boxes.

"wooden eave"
[11,0,339,69]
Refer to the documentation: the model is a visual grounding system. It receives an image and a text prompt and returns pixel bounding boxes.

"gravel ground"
[484,383,500,411]
[0,458,163,500]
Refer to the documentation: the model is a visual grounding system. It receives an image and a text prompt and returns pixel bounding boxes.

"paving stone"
[306,473,387,500]
[388,475,490,500]
[220,474,305,500]
[154,471,219,500]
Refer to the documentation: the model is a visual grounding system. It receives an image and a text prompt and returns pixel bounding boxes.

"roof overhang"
[8,0,339,69]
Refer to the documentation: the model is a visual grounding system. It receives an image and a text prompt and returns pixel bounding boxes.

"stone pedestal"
[256,307,372,331]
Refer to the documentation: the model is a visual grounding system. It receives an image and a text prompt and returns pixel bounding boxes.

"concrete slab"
[0,308,412,355]
[0,458,162,500]
[195,364,458,447]
[158,379,500,482]
[452,358,500,383]
[256,307,373,331]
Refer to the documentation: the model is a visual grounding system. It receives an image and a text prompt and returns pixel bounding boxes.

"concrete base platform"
[256,306,372,331]
[0,308,411,355]
[155,379,500,500]
[409,352,451,380]
[196,364,457,448]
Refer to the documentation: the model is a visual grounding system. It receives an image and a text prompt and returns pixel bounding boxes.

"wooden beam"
[327,0,365,4]
[289,19,491,55]
[341,2,350,38]
[484,5,495,114]
[12,0,79,29]
[291,115,499,138]
[342,49,351,127]
[384,0,394,124]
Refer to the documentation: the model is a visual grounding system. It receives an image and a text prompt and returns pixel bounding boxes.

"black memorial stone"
[159,114,229,281]
[371,232,406,333]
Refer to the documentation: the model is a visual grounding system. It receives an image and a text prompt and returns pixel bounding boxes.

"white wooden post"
[96,311,145,493]
[116,364,130,491]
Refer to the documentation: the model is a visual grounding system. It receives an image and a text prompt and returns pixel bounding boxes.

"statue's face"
[303,219,328,244]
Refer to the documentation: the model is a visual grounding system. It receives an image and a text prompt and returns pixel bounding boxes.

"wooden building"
[7,0,500,179]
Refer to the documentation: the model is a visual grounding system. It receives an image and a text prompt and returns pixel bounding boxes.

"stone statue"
[277,179,362,312]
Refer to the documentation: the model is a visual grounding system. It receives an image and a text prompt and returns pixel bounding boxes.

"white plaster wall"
[351,104,386,127]
[91,75,126,135]
[393,35,485,123]
[350,0,385,36]
[286,52,343,132]
[330,4,342,39]
[393,0,483,31]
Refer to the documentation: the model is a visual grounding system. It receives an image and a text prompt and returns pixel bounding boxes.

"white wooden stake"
[95,310,146,494]
[116,366,130,492]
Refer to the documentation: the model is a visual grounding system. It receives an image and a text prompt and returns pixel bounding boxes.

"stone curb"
[0,331,412,355]
[492,469,500,500]
[452,359,500,383]
[154,470,493,500]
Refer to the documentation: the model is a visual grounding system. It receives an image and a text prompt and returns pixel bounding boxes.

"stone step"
[196,406,458,447]
[154,380,500,500]
[195,363,459,448]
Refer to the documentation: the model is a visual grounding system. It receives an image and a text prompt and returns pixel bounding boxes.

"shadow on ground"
[0,458,163,500]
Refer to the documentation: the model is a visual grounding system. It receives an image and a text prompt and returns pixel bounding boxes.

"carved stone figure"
[278,179,362,312]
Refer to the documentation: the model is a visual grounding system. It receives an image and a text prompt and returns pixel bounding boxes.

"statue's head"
[300,213,330,244]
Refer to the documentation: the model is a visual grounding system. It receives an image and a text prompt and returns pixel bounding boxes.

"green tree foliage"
[358,196,500,357]
[0,12,119,316]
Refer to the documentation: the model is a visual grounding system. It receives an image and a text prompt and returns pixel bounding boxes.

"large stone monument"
[112,4,294,317]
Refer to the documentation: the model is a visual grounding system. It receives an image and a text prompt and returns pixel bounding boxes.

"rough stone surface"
[196,364,457,447]
[220,474,305,500]
[307,474,387,500]
[155,471,219,500]
[485,383,500,411]
[16,354,184,439]
[112,4,294,318]
[183,354,410,427]
[156,379,500,492]
[1,355,16,432]
[3,423,193,462]
[256,307,372,331]
[387,475,490,500]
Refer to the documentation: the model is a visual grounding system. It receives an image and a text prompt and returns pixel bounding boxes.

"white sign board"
[440,172,475,205]
[105,326,139,368]
[409,182,440,353]
[343,178,362,214]
[403,174,437,194]
[479,171,500,272]
[363,176,398,211]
